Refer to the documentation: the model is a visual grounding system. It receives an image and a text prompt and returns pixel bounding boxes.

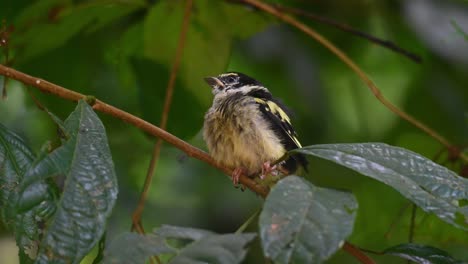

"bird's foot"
[231,167,245,186]
[260,161,278,179]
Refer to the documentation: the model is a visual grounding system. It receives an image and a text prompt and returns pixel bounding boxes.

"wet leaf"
[104,232,174,264]
[105,225,254,264]
[295,143,468,230]
[384,243,464,264]
[0,123,57,264]
[34,100,118,264]
[157,225,256,264]
[259,176,357,264]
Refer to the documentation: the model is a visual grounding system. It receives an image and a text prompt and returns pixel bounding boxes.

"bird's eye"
[226,76,236,84]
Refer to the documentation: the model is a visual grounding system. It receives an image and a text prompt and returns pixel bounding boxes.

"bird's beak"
[204,76,224,89]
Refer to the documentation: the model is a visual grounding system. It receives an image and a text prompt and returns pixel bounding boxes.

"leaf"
[104,232,174,264]
[295,143,468,230]
[154,225,214,241]
[157,225,256,264]
[13,0,146,62]
[384,243,465,264]
[104,225,255,264]
[0,124,57,263]
[259,176,357,264]
[34,100,118,264]
[0,123,36,222]
[169,234,256,264]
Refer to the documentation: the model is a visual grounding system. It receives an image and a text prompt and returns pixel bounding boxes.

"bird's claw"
[232,167,244,186]
[260,161,278,179]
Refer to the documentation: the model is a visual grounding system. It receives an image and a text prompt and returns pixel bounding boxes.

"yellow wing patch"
[254,98,302,148]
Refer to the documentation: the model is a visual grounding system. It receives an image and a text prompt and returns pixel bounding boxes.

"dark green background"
[1,0,467,263]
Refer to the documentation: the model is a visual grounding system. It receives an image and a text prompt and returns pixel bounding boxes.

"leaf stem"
[235,208,261,234]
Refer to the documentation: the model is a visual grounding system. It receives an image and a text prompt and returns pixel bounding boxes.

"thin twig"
[270,3,422,63]
[408,204,417,243]
[1,21,13,99]
[238,0,468,164]
[0,63,270,197]
[131,0,193,233]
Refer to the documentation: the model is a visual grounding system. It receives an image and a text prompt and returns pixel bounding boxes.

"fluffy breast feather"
[203,95,286,175]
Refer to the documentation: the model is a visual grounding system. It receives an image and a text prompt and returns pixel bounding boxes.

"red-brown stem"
[343,242,377,264]
[131,0,194,233]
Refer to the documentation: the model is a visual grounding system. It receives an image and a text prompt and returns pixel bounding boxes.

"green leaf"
[0,124,57,264]
[259,176,357,264]
[384,243,465,264]
[104,232,174,264]
[168,234,256,264]
[13,0,146,62]
[156,225,256,264]
[34,100,118,264]
[0,123,36,221]
[155,225,214,241]
[295,143,468,230]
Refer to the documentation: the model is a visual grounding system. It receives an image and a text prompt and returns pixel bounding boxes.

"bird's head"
[204,72,264,97]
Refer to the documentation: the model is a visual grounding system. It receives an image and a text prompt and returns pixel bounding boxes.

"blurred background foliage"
[1,0,467,263]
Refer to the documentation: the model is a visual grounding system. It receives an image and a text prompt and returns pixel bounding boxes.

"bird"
[202,72,308,185]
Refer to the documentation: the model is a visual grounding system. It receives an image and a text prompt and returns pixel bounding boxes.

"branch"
[132,0,193,233]
[270,3,422,63]
[0,63,269,197]
[343,242,376,264]
[1,21,14,98]
[238,0,468,164]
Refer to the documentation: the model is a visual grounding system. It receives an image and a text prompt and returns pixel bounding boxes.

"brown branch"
[0,63,269,197]
[238,0,468,165]
[1,21,14,99]
[131,0,193,233]
[343,242,377,264]
[270,3,422,63]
